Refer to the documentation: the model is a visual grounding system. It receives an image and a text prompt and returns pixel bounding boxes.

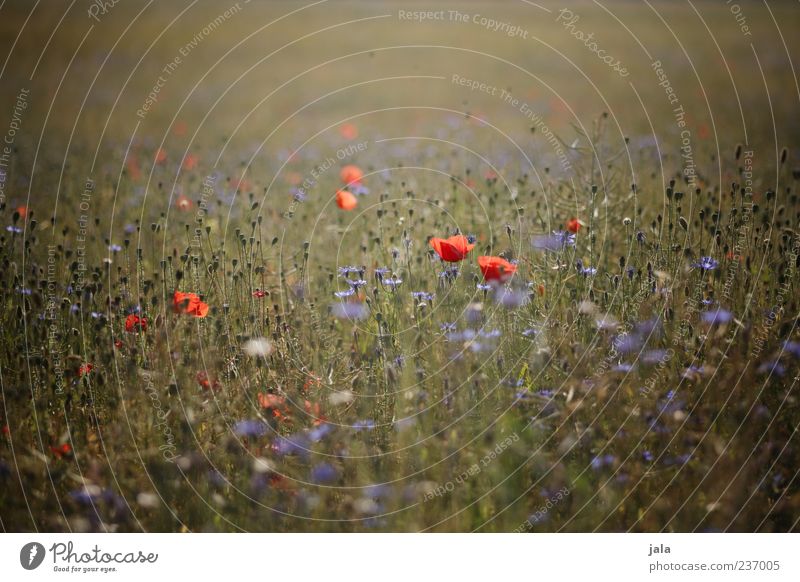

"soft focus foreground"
[1,1,799,532]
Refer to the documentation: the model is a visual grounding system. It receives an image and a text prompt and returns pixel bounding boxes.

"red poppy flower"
[258,392,285,410]
[173,120,188,136]
[196,371,220,391]
[154,148,167,165]
[2,425,9,437]
[126,154,142,181]
[16,206,28,218]
[339,165,363,186]
[50,443,72,458]
[182,154,198,171]
[173,291,209,318]
[429,235,475,262]
[176,194,193,211]
[252,290,267,298]
[339,123,358,140]
[478,256,517,282]
[304,400,325,426]
[114,339,124,349]
[303,373,322,392]
[78,363,94,377]
[125,314,147,333]
[336,189,358,211]
[566,218,581,233]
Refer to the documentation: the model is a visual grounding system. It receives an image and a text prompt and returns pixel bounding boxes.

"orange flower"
[50,443,72,459]
[429,235,475,262]
[78,363,94,377]
[196,371,220,391]
[304,400,325,426]
[173,291,209,317]
[125,314,147,333]
[16,206,28,218]
[478,256,517,282]
[336,189,358,211]
[154,148,167,165]
[566,217,581,233]
[339,165,363,186]
[339,123,358,140]
[176,194,192,211]
[182,154,198,171]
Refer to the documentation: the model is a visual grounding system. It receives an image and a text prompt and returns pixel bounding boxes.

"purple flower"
[532,231,575,252]
[440,322,457,332]
[352,419,376,431]
[6,225,22,233]
[310,462,338,484]
[783,340,800,358]
[382,277,403,290]
[308,423,334,442]
[439,266,460,280]
[411,291,435,302]
[522,328,538,338]
[273,433,310,457]
[701,308,733,326]
[108,244,122,252]
[757,360,786,376]
[331,302,369,320]
[338,265,361,278]
[494,288,529,309]
[234,420,267,438]
[476,283,492,291]
[374,267,390,278]
[590,454,616,470]
[693,256,719,271]
[334,288,355,298]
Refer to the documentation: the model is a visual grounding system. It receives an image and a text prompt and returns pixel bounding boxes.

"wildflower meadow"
[1,0,799,535]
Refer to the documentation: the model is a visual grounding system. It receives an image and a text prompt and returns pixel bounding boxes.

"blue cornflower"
[553,230,576,247]
[693,256,719,271]
[108,244,122,252]
[310,462,338,484]
[374,267,391,278]
[757,360,786,376]
[701,308,733,326]
[233,420,267,438]
[495,288,529,308]
[6,225,22,233]
[347,279,367,288]
[331,302,369,320]
[440,322,457,332]
[337,265,361,278]
[522,328,538,338]
[411,291,435,302]
[476,283,492,291]
[382,277,403,290]
[352,419,376,431]
[334,288,355,298]
[308,423,334,442]
[783,340,800,358]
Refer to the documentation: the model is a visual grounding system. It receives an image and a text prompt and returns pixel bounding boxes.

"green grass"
[1,0,799,532]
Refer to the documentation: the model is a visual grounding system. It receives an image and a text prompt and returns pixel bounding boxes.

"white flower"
[243,337,273,358]
[328,390,354,406]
